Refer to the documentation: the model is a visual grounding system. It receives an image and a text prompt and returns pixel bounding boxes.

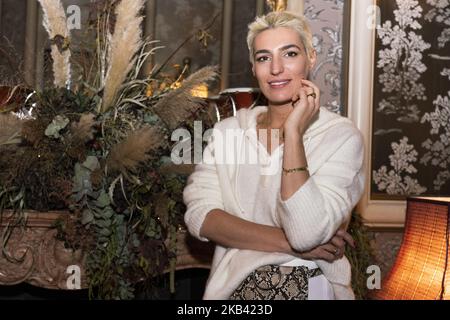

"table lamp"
[372,196,450,299]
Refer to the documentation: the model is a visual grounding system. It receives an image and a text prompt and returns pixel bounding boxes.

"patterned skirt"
[229,264,323,300]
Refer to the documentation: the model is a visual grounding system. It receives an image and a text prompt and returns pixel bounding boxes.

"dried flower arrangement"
[0,0,218,299]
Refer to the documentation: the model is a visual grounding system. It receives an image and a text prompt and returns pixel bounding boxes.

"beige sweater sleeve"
[183,132,225,242]
[276,130,365,252]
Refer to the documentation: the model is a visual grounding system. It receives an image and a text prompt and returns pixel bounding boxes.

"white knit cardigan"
[183,106,365,300]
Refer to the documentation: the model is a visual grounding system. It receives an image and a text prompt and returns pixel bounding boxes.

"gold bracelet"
[282,165,309,174]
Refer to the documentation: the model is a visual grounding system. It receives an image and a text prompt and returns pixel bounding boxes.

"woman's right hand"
[295,228,355,263]
[283,79,320,138]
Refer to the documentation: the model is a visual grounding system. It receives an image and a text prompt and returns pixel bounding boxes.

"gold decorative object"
[266,0,288,12]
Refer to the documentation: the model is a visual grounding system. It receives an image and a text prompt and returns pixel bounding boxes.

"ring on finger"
[306,91,316,99]
[334,248,340,256]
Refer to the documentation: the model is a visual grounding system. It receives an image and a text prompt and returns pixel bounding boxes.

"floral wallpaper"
[304,0,347,115]
[371,0,450,199]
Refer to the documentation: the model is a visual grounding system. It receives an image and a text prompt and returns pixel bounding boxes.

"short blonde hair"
[247,11,314,64]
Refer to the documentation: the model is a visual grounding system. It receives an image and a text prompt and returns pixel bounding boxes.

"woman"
[183,11,365,300]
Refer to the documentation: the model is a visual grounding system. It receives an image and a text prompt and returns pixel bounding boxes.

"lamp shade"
[373,197,450,300]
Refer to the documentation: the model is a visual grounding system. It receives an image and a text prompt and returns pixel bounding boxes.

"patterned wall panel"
[304,0,346,115]
[371,0,450,199]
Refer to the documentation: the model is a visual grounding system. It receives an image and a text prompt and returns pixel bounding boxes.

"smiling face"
[252,27,316,107]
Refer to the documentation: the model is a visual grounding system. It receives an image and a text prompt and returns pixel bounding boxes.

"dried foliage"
[107,126,165,174]
[154,66,219,129]
[0,38,25,86]
[38,0,71,88]
[70,113,97,143]
[0,114,23,147]
[0,0,220,300]
[347,211,377,300]
[101,0,145,112]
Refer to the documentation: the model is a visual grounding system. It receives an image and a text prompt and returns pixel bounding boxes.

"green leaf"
[145,228,156,237]
[81,209,94,225]
[143,113,161,125]
[72,162,93,202]
[113,214,124,225]
[138,256,149,270]
[86,189,97,198]
[82,156,100,172]
[95,191,110,208]
[98,236,109,244]
[99,228,111,236]
[95,219,111,228]
[103,208,114,219]
[160,156,172,165]
[44,115,69,138]
[73,191,85,203]
[92,207,103,218]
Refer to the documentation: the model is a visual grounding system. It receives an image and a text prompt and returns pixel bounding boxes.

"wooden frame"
[347,0,406,228]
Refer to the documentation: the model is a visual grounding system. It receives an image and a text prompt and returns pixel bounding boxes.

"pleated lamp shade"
[373,197,450,300]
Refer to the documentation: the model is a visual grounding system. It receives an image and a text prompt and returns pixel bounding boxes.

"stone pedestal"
[0,211,214,291]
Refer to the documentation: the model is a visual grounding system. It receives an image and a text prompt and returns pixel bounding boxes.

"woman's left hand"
[283,79,320,138]
[296,228,355,263]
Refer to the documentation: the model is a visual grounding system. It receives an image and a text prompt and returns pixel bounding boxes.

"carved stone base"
[0,212,86,289]
[0,212,214,290]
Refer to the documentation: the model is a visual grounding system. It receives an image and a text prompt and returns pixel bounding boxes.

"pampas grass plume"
[153,66,219,129]
[101,0,145,113]
[107,126,165,174]
[38,0,71,88]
